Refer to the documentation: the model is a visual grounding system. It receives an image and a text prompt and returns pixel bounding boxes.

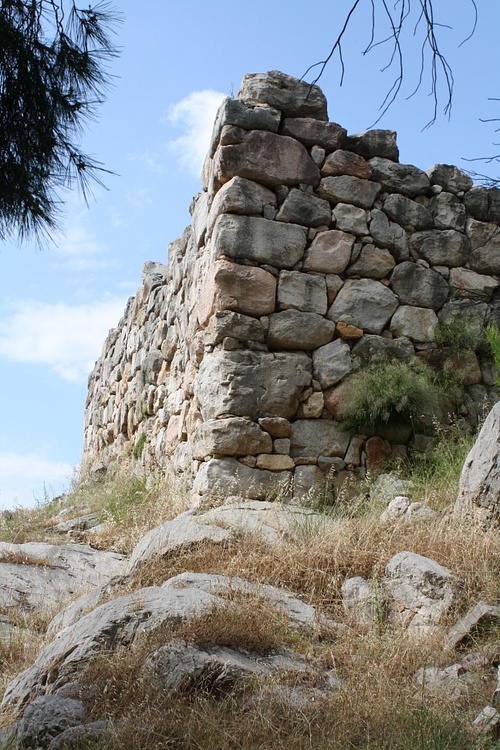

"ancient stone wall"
[83,70,500,502]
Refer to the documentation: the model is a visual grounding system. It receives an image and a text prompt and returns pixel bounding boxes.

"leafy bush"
[339,357,443,432]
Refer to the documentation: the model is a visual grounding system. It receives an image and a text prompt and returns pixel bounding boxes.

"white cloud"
[129,150,165,175]
[0,297,127,382]
[168,89,226,175]
[49,200,116,271]
[0,452,73,510]
[126,187,154,210]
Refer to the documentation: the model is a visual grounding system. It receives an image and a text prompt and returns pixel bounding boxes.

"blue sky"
[0,0,498,508]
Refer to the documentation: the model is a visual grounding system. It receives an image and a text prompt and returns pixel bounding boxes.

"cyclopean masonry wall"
[83,70,500,503]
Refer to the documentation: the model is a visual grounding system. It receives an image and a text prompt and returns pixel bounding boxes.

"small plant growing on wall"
[133,432,147,460]
[486,322,500,386]
[338,357,443,433]
[434,317,478,352]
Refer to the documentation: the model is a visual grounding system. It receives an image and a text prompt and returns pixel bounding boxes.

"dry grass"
[124,511,500,623]
[2,424,500,748]
[77,468,191,554]
[0,552,57,568]
[0,626,46,726]
[68,495,500,749]
[74,590,496,750]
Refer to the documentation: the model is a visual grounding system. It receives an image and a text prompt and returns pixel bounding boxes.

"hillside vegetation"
[1,425,500,749]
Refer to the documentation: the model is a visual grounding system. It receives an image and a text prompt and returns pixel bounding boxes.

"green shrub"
[434,317,478,352]
[339,357,443,432]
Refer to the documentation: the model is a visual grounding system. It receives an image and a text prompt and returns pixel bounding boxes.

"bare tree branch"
[302,0,473,129]
[302,0,499,184]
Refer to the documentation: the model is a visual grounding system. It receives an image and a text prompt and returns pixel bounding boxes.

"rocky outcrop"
[1,569,340,712]
[0,494,497,747]
[83,68,500,503]
[455,400,500,523]
[0,542,124,617]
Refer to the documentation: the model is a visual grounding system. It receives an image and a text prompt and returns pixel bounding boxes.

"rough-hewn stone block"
[213,130,320,188]
[238,71,328,120]
[212,214,307,269]
[198,259,277,326]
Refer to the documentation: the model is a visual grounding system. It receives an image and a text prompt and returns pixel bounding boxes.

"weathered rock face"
[0,543,125,616]
[2,571,338,712]
[83,69,500,503]
[455,400,500,523]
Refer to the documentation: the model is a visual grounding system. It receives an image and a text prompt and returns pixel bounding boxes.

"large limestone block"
[212,214,307,269]
[198,259,277,326]
[237,71,328,120]
[449,268,499,296]
[382,551,457,637]
[346,244,395,279]
[327,278,399,334]
[192,457,292,499]
[190,192,209,248]
[294,465,326,498]
[346,130,399,160]
[280,118,346,150]
[291,419,351,458]
[312,338,357,388]
[191,417,272,459]
[0,543,124,616]
[303,229,354,274]
[318,175,381,209]
[455,401,500,523]
[488,186,500,223]
[429,192,466,231]
[426,163,473,193]
[383,194,432,230]
[194,350,312,420]
[389,305,438,343]
[205,310,265,346]
[390,262,449,309]
[332,203,369,234]
[369,157,430,197]
[207,176,277,236]
[466,219,500,274]
[268,310,335,350]
[322,149,372,178]
[276,189,331,227]
[409,229,470,267]
[256,454,295,471]
[277,270,327,313]
[209,97,281,155]
[464,186,490,222]
[370,209,409,261]
[258,417,292,438]
[213,129,320,188]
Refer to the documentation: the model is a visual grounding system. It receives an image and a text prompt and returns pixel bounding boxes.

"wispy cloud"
[167,89,226,175]
[0,452,73,509]
[0,297,127,382]
[51,201,116,271]
[126,187,153,210]
[129,150,165,175]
